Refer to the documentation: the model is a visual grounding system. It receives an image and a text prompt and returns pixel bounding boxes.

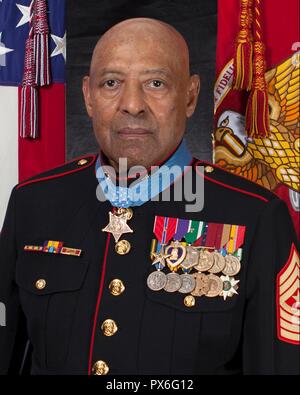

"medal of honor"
[102,209,133,243]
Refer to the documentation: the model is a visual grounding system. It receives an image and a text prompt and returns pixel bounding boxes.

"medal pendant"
[165,241,187,271]
[147,270,167,291]
[102,210,133,243]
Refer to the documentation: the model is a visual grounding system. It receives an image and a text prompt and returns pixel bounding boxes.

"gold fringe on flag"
[233,0,253,91]
[20,0,51,139]
[245,0,270,137]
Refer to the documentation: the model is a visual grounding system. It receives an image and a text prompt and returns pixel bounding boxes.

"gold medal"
[206,274,223,297]
[209,251,226,274]
[194,249,214,272]
[222,254,241,276]
[191,272,209,297]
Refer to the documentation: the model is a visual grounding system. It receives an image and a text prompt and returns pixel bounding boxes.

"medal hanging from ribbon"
[148,215,246,301]
[152,216,177,270]
[155,217,187,272]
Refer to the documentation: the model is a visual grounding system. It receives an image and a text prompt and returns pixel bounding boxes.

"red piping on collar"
[88,233,111,375]
[16,154,97,190]
[204,160,277,198]
[194,160,269,203]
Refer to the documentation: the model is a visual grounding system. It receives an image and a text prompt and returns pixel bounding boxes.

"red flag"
[214,0,300,237]
[18,83,65,181]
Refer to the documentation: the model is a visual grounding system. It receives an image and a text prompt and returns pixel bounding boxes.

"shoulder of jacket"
[193,159,278,204]
[16,154,97,190]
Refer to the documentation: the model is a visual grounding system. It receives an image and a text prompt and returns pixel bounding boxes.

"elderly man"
[0,18,299,375]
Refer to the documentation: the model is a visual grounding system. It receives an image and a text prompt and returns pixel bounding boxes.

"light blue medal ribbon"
[95,139,192,208]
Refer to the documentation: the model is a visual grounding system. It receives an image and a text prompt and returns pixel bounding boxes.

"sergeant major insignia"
[276,244,300,345]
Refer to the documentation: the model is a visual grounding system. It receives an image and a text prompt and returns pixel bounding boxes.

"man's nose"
[118,80,146,117]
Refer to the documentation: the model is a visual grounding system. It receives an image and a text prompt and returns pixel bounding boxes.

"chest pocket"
[138,267,243,375]
[16,250,89,370]
[146,284,239,312]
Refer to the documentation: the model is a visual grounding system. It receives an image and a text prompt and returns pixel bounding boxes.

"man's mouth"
[117,127,152,137]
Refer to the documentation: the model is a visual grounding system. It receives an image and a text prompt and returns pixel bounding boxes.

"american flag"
[0,0,66,228]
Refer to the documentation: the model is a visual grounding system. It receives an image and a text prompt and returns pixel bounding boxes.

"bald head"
[82,17,200,169]
[90,18,190,81]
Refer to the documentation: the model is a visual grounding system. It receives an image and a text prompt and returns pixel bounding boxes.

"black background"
[66,0,217,161]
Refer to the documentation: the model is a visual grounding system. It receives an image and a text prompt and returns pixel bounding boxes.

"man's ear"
[186,74,200,118]
[82,76,93,118]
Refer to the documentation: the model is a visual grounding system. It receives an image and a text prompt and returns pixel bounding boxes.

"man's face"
[83,22,200,169]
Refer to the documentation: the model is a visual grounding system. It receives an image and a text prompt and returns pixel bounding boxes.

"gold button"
[205,165,214,173]
[101,319,118,337]
[109,279,125,296]
[184,295,195,307]
[124,208,133,220]
[78,159,88,166]
[92,360,109,375]
[35,279,46,290]
[115,239,131,255]
[116,207,133,220]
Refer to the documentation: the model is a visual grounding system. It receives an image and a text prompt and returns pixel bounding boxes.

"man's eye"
[103,80,119,89]
[148,80,165,88]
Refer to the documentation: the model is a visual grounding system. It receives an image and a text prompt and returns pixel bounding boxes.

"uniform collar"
[95,139,193,208]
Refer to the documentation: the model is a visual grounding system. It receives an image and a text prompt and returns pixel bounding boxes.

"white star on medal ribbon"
[51,32,66,61]
[102,212,133,243]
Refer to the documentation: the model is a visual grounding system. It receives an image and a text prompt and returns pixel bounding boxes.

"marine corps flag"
[214,0,300,237]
